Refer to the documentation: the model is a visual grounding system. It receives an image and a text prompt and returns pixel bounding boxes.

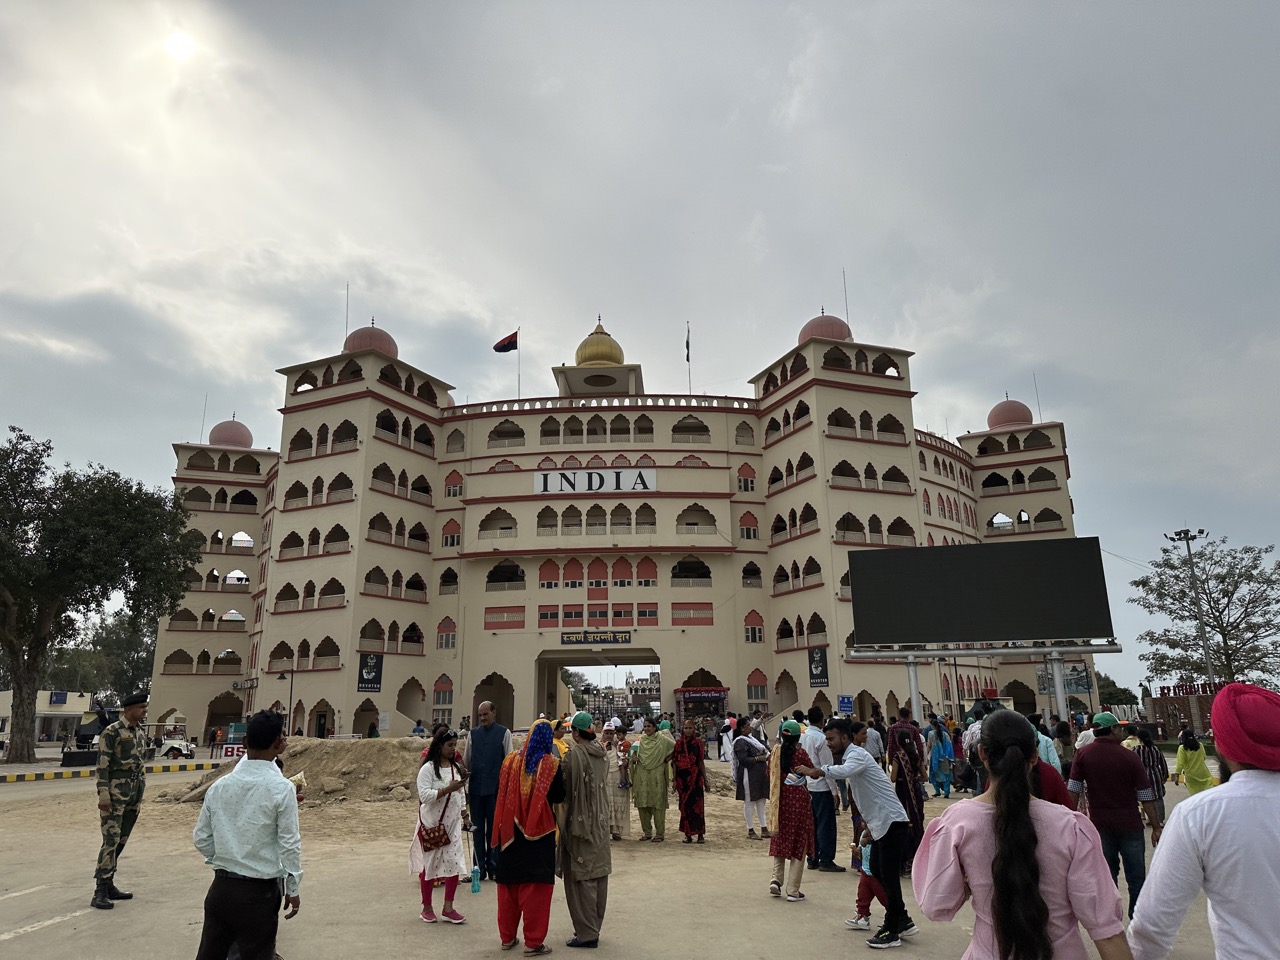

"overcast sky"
[3,3,1276,697]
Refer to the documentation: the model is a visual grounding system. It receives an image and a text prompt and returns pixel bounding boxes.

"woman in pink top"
[912,710,1132,960]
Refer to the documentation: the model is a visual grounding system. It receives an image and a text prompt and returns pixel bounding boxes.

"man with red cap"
[1129,682,1280,959]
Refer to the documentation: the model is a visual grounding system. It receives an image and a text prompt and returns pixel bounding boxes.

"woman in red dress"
[672,718,707,844]
[767,719,815,901]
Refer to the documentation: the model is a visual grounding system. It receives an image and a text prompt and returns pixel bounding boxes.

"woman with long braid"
[912,710,1133,960]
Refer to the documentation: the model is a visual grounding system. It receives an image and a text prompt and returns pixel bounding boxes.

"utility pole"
[1164,528,1216,687]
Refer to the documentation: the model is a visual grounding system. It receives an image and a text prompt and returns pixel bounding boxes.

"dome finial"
[370,316,376,327]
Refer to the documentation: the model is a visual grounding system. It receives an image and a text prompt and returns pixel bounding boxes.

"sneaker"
[785,892,806,902]
[866,928,901,949]
[818,863,847,873]
[845,915,871,930]
[760,828,772,839]
[420,908,437,923]
[748,829,759,840]
[768,880,782,897]
[899,922,920,938]
[441,909,466,924]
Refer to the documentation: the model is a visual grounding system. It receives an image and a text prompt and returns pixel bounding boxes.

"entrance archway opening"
[473,672,516,730]
[855,689,875,721]
[354,698,380,737]
[773,670,799,715]
[396,678,427,725]
[204,692,244,735]
[1001,679,1037,715]
[308,698,333,739]
[291,700,305,735]
[675,668,727,728]
[530,648,664,731]
[884,690,900,718]
[811,690,833,717]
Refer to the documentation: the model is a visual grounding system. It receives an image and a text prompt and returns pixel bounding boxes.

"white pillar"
[907,655,922,723]
[1048,653,1069,721]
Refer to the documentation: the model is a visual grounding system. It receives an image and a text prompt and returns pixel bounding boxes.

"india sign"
[533,469,656,495]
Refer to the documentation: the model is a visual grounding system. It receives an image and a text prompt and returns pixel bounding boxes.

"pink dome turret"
[987,398,1035,430]
[208,417,253,448]
[343,319,398,359]
[797,312,852,345]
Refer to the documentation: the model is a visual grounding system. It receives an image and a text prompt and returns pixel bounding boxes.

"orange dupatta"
[493,723,560,849]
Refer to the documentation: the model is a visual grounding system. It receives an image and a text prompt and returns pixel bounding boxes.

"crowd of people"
[88,682,1280,958]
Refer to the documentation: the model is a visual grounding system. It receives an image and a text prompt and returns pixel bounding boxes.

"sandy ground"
[0,768,1216,960]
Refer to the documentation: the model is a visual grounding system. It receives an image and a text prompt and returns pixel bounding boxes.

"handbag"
[937,757,953,775]
[418,773,454,852]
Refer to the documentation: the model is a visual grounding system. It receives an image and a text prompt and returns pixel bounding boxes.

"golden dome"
[574,320,625,367]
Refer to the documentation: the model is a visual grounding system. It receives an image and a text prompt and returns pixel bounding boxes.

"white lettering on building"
[533,469,657,495]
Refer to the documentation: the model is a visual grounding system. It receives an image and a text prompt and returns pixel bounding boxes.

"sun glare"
[165,31,196,62]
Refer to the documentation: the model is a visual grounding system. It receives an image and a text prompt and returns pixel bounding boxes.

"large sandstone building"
[150,313,1097,738]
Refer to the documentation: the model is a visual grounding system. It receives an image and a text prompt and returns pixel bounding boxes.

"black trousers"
[195,873,282,960]
[868,821,913,935]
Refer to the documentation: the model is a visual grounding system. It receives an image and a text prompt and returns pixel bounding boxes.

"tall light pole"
[1164,528,1216,687]
[277,670,296,729]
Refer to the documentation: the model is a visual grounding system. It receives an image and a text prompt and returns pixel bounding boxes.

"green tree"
[560,668,589,691]
[43,644,113,698]
[1129,537,1280,686]
[1095,671,1139,706]
[81,610,158,703]
[0,428,203,763]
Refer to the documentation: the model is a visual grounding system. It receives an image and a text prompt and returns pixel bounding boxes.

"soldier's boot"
[90,881,114,910]
[106,878,133,900]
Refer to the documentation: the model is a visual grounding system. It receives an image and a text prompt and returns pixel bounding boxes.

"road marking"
[0,885,50,902]
[0,908,91,942]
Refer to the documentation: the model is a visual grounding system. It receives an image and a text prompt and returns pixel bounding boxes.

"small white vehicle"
[154,736,198,760]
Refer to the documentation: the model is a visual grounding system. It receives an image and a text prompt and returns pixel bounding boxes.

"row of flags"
[492,322,691,359]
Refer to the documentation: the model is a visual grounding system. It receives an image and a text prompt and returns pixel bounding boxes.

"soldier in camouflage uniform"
[92,691,149,910]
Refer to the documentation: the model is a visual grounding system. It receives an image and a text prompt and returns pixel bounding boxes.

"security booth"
[674,686,728,738]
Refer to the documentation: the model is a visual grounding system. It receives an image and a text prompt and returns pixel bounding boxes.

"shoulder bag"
[418,772,453,851]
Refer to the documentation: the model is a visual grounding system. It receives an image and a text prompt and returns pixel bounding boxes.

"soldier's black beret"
[121,692,150,707]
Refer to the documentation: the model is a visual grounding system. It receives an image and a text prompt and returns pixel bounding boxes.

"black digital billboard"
[847,537,1114,646]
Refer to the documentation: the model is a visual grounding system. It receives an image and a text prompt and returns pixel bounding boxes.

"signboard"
[1035,664,1094,695]
[378,711,391,732]
[808,646,829,689]
[357,653,384,693]
[49,691,68,705]
[561,630,632,646]
[838,695,854,714]
[534,469,656,495]
[218,744,246,760]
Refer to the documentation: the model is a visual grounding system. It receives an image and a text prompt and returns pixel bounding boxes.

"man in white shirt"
[863,723,885,766]
[193,710,302,960]
[797,718,919,950]
[1129,683,1280,960]
[800,707,843,872]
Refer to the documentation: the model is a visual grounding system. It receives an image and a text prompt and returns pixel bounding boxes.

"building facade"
[150,314,1101,739]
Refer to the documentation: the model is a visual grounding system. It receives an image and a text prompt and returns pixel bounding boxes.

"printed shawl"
[494,721,560,849]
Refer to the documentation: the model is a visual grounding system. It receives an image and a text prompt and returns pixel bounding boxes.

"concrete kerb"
[0,761,224,784]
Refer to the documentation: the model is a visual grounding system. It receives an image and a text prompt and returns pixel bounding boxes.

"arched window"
[478,508,517,539]
[293,370,318,393]
[823,346,852,370]
[446,430,465,453]
[488,420,525,448]
[976,435,1005,456]
[741,562,762,587]
[1024,429,1052,450]
[675,503,716,534]
[288,429,313,458]
[672,415,710,443]
[922,490,931,515]
[634,503,656,531]
[439,567,459,593]
[734,421,755,445]
[563,416,584,442]
[671,556,712,585]
[876,414,905,440]
[870,352,900,376]
[610,503,632,532]
[539,417,560,444]
[633,415,654,441]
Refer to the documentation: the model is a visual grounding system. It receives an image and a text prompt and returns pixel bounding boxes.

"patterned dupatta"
[494,719,560,849]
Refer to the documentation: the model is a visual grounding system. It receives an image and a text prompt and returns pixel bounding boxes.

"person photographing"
[193,710,302,960]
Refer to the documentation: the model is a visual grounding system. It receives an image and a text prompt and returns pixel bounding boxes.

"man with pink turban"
[1129,682,1280,959]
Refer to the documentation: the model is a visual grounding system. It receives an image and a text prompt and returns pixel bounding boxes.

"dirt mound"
[153,736,430,805]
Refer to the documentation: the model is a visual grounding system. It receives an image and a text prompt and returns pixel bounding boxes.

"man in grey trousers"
[558,711,612,949]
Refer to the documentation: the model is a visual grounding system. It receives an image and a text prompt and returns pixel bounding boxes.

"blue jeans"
[808,790,836,866]
[1097,827,1146,918]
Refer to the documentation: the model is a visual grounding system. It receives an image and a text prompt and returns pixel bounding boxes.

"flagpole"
[517,326,522,400]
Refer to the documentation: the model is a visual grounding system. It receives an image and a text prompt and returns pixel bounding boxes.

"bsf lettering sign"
[534,469,656,495]
[219,744,246,760]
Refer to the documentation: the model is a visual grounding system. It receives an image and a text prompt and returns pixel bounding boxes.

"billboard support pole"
[1047,652,1069,720]
[907,654,922,725]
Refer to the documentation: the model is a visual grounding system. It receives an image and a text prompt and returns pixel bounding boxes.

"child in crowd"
[847,827,888,931]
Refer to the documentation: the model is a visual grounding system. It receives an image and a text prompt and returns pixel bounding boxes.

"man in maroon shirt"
[1067,711,1162,918]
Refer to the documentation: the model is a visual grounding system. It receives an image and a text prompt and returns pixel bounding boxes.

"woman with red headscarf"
[493,719,564,955]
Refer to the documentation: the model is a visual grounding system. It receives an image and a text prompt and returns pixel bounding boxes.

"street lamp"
[1164,528,1216,686]
[277,670,296,729]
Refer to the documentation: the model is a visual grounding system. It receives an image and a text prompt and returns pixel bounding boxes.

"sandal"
[638,835,652,842]
[524,946,553,957]
[501,940,520,951]
[652,836,665,843]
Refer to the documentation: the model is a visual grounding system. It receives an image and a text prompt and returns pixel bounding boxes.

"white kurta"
[408,761,469,881]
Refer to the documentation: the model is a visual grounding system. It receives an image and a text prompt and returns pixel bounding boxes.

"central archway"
[772,670,799,714]
[203,692,243,735]
[472,672,516,729]
[353,697,380,737]
[1001,679,1037,714]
